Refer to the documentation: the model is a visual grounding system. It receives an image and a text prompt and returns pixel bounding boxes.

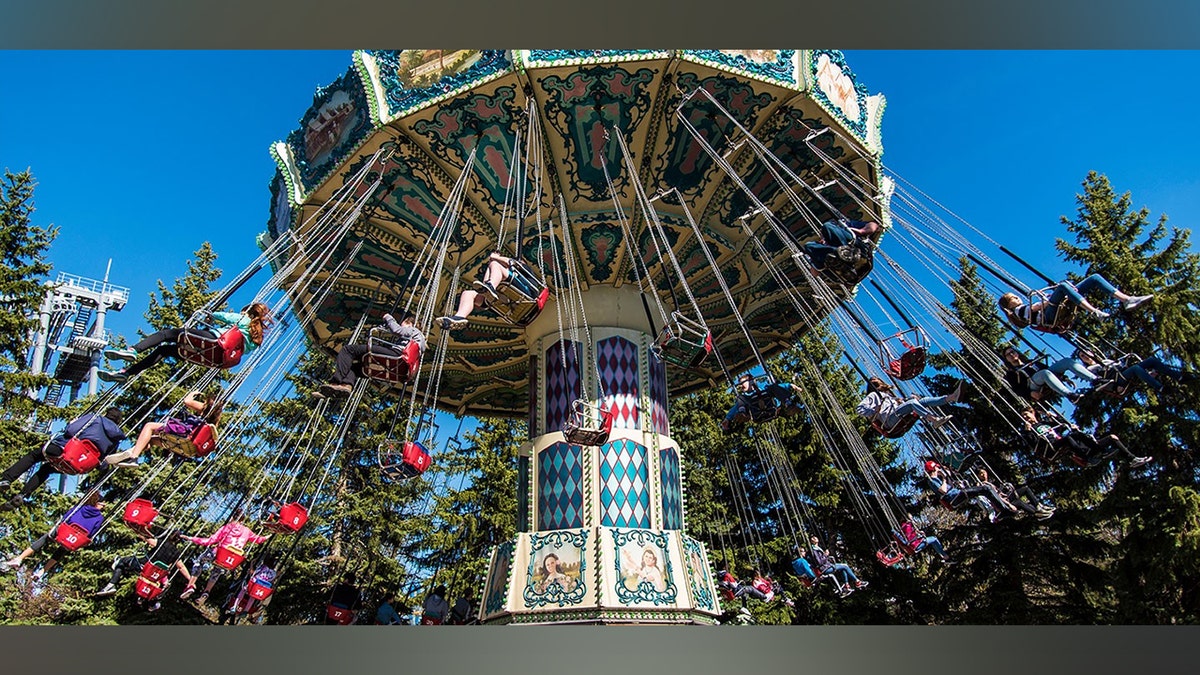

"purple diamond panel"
[597,336,640,430]
[544,340,582,434]
[648,349,669,435]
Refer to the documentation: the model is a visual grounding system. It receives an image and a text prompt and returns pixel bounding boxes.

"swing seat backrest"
[379,440,432,480]
[178,326,246,369]
[362,331,422,385]
[873,413,919,439]
[140,560,170,583]
[247,579,274,600]
[214,545,246,570]
[153,423,218,459]
[1027,287,1078,335]
[876,543,906,567]
[123,498,159,529]
[327,605,355,625]
[890,346,928,381]
[48,438,102,475]
[275,502,309,532]
[563,400,614,446]
[135,576,166,600]
[490,262,550,327]
[55,522,91,551]
[744,388,784,425]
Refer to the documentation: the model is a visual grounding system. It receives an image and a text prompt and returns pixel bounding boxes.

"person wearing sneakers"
[317,313,425,398]
[3,491,106,579]
[799,218,881,272]
[102,390,223,468]
[437,251,541,330]
[95,529,193,600]
[1001,347,1094,403]
[855,377,964,433]
[100,302,273,383]
[1017,408,1152,469]
[807,536,867,597]
[924,461,1048,521]
[179,512,270,605]
[975,469,1055,522]
[0,407,126,509]
[998,275,1152,331]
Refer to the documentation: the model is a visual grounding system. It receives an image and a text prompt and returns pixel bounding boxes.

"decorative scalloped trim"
[522,49,671,68]
[269,141,303,206]
[354,50,388,127]
[371,50,516,124]
[677,49,799,88]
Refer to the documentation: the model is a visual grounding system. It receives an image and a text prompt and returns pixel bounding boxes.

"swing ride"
[259,49,889,625]
[11,50,1186,627]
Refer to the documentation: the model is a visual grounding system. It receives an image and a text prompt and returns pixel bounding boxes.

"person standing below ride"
[317,313,426,397]
[924,461,1050,521]
[100,302,273,383]
[179,511,270,606]
[95,529,193,600]
[1000,346,1094,403]
[799,218,881,272]
[0,407,126,509]
[421,584,450,625]
[437,251,542,330]
[102,390,223,467]
[998,275,1152,330]
[2,492,106,580]
[856,377,963,431]
[807,536,867,597]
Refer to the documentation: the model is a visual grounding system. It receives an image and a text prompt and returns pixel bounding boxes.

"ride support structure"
[479,285,721,625]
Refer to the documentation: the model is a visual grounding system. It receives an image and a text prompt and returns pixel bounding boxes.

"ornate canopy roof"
[264,50,886,417]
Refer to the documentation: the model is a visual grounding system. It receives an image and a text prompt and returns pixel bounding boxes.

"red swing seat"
[140,559,170,583]
[361,329,422,385]
[263,501,309,534]
[872,413,919,439]
[378,440,432,481]
[653,312,714,369]
[247,579,274,600]
[55,522,92,551]
[875,542,906,567]
[488,261,550,327]
[178,324,246,369]
[123,498,159,530]
[135,575,167,600]
[563,400,615,446]
[214,545,246,570]
[326,605,355,625]
[47,438,103,476]
[153,423,218,459]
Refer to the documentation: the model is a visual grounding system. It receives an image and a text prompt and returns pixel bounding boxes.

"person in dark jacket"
[95,529,193,598]
[807,535,868,597]
[0,408,126,508]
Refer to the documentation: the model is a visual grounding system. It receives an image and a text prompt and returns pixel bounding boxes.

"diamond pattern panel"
[599,439,650,528]
[660,447,682,530]
[538,441,583,530]
[597,336,640,430]
[648,349,669,435]
[518,454,531,532]
[544,340,582,434]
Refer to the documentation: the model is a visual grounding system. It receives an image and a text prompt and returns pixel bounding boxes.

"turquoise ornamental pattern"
[599,439,650,528]
[685,50,796,85]
[539,441,584,530]
[809,50,870,140]
[370,50,512,117]
[484,540,515,615]
[682,536,716,611]
[285,67,373,195]
[660,447,682,530]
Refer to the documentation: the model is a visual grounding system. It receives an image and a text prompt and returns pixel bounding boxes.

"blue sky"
[3,50,1197,351]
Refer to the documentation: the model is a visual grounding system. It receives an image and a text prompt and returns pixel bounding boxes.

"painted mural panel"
[522,529,588,608]
[612,529,677,605]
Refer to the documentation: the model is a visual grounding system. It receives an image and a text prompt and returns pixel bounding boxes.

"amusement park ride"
[263,49,887,624]
[15,50,1170,626]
